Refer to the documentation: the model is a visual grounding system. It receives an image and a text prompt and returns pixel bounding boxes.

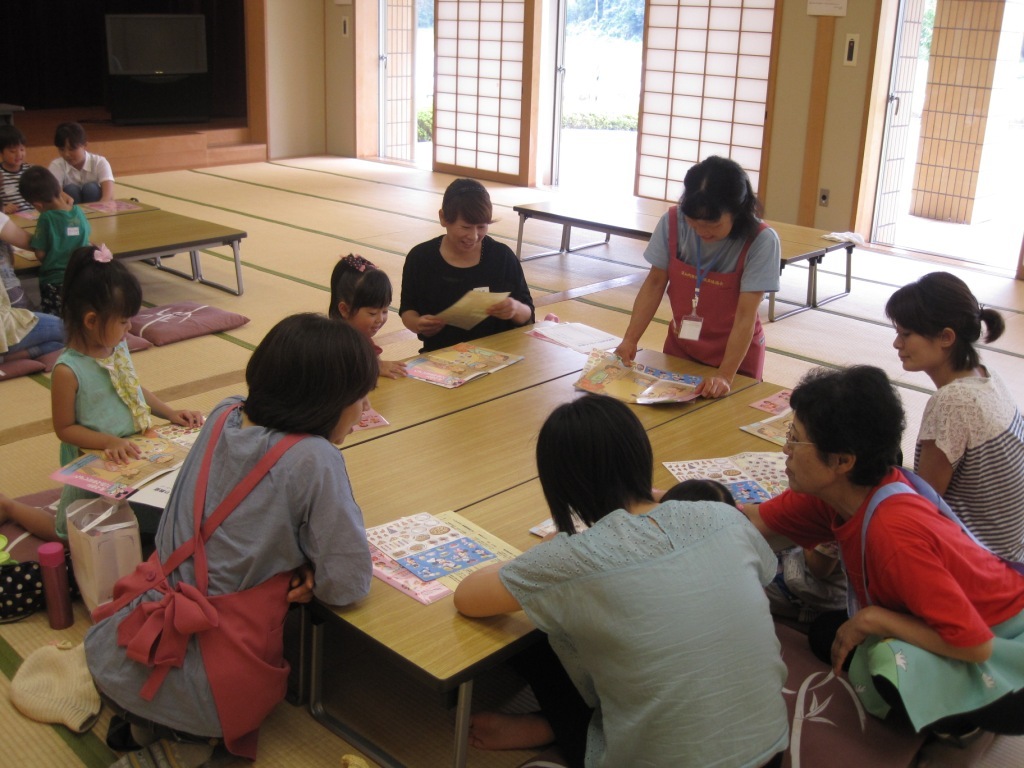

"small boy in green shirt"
[19,166,91,316]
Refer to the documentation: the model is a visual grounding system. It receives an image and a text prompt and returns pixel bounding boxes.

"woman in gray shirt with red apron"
[615,156,780,398]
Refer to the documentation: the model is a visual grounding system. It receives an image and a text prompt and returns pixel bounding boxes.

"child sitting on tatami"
[19,166,92,316]
[329,254,407,378]
[48,122,115,204]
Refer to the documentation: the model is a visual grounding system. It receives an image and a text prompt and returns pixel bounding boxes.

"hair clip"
[93,244,113,263]
[340,254,376,273]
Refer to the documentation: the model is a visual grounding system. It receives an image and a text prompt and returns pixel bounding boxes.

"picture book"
[436,290,510,330]
[574,349,701,404]
[51,430,191,500]
[739,409,794,447]
[525,321,622,355]
[368,511,521,604]
[663,451,789,504]
[749,389,792,414]
[405,343,523,388]
[351,407,389,432]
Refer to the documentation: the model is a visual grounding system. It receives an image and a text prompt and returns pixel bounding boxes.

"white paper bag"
[65,498,142,615]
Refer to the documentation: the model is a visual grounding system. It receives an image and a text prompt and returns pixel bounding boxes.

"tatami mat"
[4,156,1023,768]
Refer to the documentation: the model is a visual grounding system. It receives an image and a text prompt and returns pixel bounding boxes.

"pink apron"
[663,206,767,380]
[94,405,306,759]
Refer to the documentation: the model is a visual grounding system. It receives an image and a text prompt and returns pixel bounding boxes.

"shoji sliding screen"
[433,0,541,185]
[637,0,776,202]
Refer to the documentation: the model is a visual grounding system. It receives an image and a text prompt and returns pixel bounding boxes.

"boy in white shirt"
[48,122,115,204]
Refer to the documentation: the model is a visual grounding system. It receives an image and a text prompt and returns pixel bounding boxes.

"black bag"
[0,560,45,624]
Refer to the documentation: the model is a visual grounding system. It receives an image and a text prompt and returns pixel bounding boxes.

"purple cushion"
[0,357,45,381]
[130,302,249,346]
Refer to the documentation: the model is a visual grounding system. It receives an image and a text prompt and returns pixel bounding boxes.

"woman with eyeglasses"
[886,271,1024,561]
[614,156,781,399]
[743,365,1024,742]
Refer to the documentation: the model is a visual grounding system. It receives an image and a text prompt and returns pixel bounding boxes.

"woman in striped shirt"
[886,272,1024,561]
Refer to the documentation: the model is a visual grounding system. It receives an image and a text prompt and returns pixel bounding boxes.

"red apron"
[663,206,767,380]
[94,405,306,759]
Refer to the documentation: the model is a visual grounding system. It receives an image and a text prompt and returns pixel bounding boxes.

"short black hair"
[885,271,1004,372]
[789,366,905,487]
[18,166,61,204]
[61,246,143,346]
[328,255,393,319]
[53,122,88,149]
[245,314,378,439]
[441,178,493,226]
[536,394,654,533]
[679,155,762,238]
[662,479,736,506]
[0,124,27,151]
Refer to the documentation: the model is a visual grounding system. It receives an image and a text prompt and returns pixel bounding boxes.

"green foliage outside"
[919,1,935,59]
[561,112,637,131]
[567,0,644,41]
[417,108,432,142]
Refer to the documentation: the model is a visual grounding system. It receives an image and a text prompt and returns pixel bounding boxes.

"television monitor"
[105,14,207,76]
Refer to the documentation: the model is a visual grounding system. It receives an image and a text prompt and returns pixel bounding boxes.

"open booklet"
[367,511,521,604]
[405,343,523,388]
[574,349,701,404]
[663,451,789,505]
[435,289,510,330]
[51,423,203,501]
[739,408,794,447]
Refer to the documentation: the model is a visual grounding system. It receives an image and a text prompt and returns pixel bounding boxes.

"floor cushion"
[0,357,46,381]
[130,301,249,346]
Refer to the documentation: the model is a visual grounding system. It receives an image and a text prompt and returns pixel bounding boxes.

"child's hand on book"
[103,436,142,464]
[168,410,205,428]
[379,359,407,379]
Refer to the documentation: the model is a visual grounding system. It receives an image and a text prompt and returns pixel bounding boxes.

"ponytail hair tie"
[339,254,376,273]
[93,244,113,263]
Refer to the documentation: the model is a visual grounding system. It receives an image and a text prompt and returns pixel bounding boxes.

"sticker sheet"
[663,451,789,503]
[366,512,496,581]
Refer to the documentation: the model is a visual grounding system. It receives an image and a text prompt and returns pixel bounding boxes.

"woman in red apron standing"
[615,156,781,398]
[85,314,378,767]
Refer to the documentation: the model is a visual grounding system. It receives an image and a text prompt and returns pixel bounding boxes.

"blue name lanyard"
[691,236,713,312]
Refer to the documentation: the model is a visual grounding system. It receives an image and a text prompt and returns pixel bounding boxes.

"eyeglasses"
[783,425,815,451]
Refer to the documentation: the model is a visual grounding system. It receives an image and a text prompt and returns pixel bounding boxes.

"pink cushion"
[0,358,45,381]
[130,302,249,346]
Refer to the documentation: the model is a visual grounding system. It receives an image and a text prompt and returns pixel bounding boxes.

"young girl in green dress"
[51,245,203,537]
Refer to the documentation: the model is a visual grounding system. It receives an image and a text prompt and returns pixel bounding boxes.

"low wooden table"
[305,328,760,768]
[12,203,247,295]
[512,199,856,321]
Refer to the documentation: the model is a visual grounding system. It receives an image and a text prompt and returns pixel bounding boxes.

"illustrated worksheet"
[663,451,789,504]
[366,512,497,581]
[368,511,520,603]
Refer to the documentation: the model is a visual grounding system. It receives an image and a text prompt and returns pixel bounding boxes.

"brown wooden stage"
[16,106,266,176]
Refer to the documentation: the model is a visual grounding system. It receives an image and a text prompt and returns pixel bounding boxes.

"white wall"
[266,0,327,158]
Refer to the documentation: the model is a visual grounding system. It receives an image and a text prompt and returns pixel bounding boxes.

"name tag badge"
[678,315,703,341]
[67,226,81,237]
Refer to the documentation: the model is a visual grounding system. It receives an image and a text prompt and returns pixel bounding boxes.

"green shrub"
[417,108,433,142]
[561,112,637,131]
